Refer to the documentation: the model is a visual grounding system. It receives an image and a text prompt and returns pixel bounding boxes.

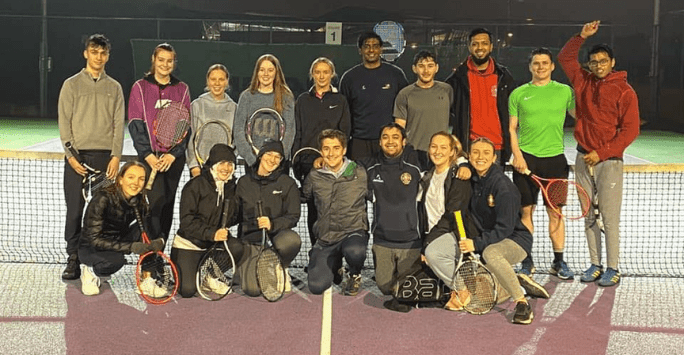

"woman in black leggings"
[170,144,243,298]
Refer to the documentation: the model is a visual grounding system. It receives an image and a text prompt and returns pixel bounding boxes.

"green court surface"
[1,117,683,164]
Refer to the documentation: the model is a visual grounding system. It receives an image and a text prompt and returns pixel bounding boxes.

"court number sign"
[326,22,342,45]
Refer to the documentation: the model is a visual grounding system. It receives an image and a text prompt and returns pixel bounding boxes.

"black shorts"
[513,152,568,207]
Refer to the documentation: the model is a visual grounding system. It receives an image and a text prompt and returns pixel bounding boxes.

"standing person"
[171,144,244,298]
[340,32,408,160]
[445,28,516,164]
[128,43,191,243]
[424,138,549,325]
[394,50,453,152]
[509,48,576,278]
[293,57,351,245]
[364,123,423,299]
[187,64,237,177]
[58,34,125,280]
[234,54,295,167]
[558,21,640,287]
[235,141,301,296]
[78,162,165,296]
[302,129,371,296]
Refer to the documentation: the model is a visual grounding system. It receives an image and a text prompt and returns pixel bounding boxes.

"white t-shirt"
[426,169,449,231]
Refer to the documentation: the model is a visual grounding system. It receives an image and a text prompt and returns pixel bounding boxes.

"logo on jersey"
[400,172,412,185]
[491,85,497,98]
[372,174,384,183]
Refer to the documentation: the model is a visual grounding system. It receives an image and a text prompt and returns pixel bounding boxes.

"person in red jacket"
[558,20,640,287]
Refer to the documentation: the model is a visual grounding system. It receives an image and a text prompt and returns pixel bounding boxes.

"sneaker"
[445,290,471,311]
[550,261,574,280]
[137,276,170,298]
[580,264,604,283]
[512,301,534,324]
[62,254,81,280]
[519,260,536,276]
[80,265,100,296]
[384,298,413,313]
[343,274,362,296]
[333,266,345,285]
[517,274,549,299]
[284,272,292,293]
[597,268,621,287]
[202,276,231,295]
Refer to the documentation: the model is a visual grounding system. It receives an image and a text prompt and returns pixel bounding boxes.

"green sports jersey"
[509,80,575,157]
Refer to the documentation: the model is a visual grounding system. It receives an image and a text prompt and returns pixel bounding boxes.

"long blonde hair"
[248,54,293,114]
[430,131,467,167]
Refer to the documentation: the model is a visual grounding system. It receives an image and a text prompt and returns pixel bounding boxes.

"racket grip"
[256,200,264,218]
[146,169,157,190]
[65,142,81,161]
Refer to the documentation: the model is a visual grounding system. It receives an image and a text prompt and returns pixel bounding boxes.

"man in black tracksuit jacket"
[363,123,424,296]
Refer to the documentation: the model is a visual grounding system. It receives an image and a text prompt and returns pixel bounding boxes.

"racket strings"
[196,123,231,164]
[454,262,497,314]
[138,253,177,300]
[257,250,285,301]
[155,103,190,148]
[547,180,591,219]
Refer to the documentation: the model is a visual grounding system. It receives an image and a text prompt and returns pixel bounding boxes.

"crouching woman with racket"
[128,43,191,244]
[235,141,301,297]
[171,144,244,298]
[78,162,165,296]
[425,137,549,324]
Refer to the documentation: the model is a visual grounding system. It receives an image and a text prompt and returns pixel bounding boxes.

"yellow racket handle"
[454,210,467,241]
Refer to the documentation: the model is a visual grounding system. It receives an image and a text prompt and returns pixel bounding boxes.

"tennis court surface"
[1,120,683,354]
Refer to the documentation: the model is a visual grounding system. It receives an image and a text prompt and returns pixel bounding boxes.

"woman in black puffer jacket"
[78,161,164,296]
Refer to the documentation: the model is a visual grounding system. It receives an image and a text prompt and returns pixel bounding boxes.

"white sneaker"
[80,265,100,296]
[284,272,292,293]
[137,276,170,298]
[202,276,231,295]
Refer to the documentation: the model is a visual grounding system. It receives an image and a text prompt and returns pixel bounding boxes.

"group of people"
[59,20,639,325]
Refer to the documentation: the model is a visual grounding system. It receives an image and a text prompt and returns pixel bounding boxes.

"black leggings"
[307,231,369,295]
[170,238,244,298]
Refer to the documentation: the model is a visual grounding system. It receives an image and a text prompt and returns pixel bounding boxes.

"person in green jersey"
[508,47,576,279]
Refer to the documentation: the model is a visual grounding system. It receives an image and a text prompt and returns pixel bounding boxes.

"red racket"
[133,207,179,304]
[523,168,590,220]
[146,101,191,190]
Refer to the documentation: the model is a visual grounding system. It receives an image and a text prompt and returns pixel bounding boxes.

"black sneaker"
[343,274,361,296]
[517,274,549,299]
[62,254,81,280]
[513,301,534,324]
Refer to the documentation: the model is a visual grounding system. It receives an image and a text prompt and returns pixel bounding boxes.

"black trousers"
[171,237,245,298]
[64,150,111,256]
[142,154,186,241]
[307,231,369,295]
[78,226,140,277]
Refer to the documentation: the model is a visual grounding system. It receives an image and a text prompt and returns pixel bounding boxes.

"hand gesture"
[581,21,600,39]
[257,216,272,231]
[67,156,87,176]
[214,228,229,241]
[106,156,120,179]
[511,153,528,174]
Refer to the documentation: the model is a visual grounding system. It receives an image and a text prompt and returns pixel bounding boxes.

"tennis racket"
[292,147,322,181]
[587,166,604,232]
[193,120,232,168]
[65,142,113,202]
[255,200,286,302]
[523,168,591,220]
[133,207,179,304]
[196,197,236,301]
[451,210,497,315]
[146,101,191,190]
[245,107,285,156]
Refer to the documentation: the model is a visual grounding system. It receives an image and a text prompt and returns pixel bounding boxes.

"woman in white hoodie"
[187,64,237,177]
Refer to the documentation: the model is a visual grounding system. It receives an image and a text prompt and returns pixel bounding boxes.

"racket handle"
[65,142,81,161]
[256,200,264,218]
[522,168,531,176]
[588,166,594,177]
[146,169,158,190]
[453,210,468,241]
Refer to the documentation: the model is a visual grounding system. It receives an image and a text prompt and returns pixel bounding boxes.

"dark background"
[1,0,682,131]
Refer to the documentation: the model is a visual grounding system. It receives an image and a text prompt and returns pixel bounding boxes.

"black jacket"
[80,188,145,253]
[236,165,301,244]
[418,165,477,249]
[444,59,515,162]
[177,168,238,250]
[469,164,532,255]
[365,145,423,249]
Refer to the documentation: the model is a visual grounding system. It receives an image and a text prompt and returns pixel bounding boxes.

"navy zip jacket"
[365,145,423,249]
[469,164,532,255]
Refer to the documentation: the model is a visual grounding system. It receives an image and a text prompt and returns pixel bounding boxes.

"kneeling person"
[78,162,164,296]
[171,144,244,298]
[303,129,371,296]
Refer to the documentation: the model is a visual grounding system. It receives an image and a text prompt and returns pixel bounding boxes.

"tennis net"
[1,150,682,277]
